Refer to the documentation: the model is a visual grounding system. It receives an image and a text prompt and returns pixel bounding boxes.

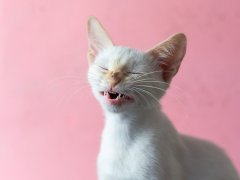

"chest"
[97,132,160,179]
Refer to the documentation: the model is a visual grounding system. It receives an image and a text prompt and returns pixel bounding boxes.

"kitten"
[87,17,239,180]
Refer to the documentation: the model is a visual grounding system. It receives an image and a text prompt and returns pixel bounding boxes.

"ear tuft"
[146,33,187,82]
[87,16,113,63]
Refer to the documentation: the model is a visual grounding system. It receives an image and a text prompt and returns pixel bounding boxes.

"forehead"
[95,46,145,68]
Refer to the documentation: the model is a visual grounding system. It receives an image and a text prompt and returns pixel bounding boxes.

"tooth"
[117,94,120,100]
[119,93,123,99]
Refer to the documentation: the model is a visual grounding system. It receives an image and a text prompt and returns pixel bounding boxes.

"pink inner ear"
[148,49,182,82]
[146,33,187,82]
[87,17,114,60]
[148,50,174,82]
[87,48,97,63]
[159,61,181,82]
[159,60,174,82]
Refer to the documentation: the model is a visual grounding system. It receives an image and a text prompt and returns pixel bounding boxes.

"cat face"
[87,17,186,113]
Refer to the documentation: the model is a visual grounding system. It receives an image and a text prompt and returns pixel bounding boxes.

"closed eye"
[96,64,143,74]
[97,65,108,71]
[127,72,144,75]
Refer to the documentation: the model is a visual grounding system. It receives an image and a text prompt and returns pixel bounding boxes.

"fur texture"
[87,17,239,180]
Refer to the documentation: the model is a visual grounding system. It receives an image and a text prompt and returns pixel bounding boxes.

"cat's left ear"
[87,17,114,63]
[146,33,187,82]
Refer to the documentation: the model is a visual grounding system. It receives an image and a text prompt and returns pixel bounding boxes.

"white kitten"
[87,17,239,180]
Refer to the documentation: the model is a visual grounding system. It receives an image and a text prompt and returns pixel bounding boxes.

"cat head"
[87,17,186,113]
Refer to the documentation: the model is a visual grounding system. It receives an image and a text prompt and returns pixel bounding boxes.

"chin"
[101,101,136,113]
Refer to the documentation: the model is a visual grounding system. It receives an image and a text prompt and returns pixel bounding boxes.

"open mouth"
[100,91,133,105]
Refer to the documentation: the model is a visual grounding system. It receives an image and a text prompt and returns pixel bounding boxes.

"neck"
[102,105,162,139]
[105,104,161,119]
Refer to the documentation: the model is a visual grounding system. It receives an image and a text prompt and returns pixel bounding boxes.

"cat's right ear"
[146,33,187,82]
[87,17,113,63]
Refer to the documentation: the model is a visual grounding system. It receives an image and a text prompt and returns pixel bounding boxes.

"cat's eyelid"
[100,66,108,70]
[127,72,144,75]
[95,64,142,74]
[96,65,108,71]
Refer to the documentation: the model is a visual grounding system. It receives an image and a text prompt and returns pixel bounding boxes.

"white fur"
[87,17,239,180]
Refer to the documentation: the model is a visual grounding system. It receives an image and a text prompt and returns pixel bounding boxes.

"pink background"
[1,0,240,179]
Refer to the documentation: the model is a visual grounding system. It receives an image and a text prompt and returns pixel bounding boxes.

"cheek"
[123,75,136,84]
[90,70,109,87]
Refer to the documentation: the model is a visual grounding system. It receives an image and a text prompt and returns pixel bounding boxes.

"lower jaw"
[100,91,134,106]
[106,100,126,106]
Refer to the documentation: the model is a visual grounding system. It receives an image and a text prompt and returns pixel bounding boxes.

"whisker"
[56,85,89,107]
[130,88,149,106]
[132,87,160,113]
[133,70,174,80]
[135,84,185,106]
[125,78,188,99]
[46,79,88,92]
[135,84,167,93]
[125,79,169,87]
[132,87,159,104]
[134,80,169,85]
